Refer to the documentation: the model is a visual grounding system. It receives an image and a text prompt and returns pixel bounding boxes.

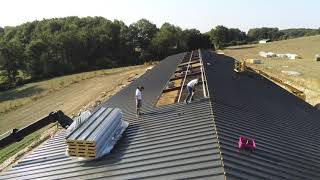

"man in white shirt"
[135,86,144,117]
[184,78,199,104]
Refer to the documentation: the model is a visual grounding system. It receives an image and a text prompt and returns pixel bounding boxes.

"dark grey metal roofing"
[0,99,224,180]
[100,53,186,113]
[0,52,225,179]
[6,49,319,180]
[201,50,320,180]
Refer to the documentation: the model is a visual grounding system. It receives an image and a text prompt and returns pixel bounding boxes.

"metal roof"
[0,52,225,179]
[0,99,224,180]
[3,49,319,180]
[100,53,185,112]
[201,50,320,179]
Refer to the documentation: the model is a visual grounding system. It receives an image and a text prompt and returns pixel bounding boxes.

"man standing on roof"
[135,86,144,117]
[184,78,199,104]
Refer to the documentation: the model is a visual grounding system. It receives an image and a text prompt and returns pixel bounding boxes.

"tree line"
[209,26,320,49]
[0,17,212,87]
[0,16,319,88]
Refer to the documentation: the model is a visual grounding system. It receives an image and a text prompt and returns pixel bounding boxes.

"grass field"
[0,123,56,165]
[0,65,148,135]
[223,35,320,106]
[0,64,149,168]
[0,66,142,115]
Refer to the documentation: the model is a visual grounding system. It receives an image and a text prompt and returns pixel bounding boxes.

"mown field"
[223,35,320,106]
[0,64,150,167]
[0,123,56,166]
[0,65,149,134]
[0,66,138,114]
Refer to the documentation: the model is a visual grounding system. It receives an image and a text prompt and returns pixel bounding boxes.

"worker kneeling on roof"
[184,78,199,104]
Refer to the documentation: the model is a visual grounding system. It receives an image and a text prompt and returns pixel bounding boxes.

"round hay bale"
[315,54,320,61]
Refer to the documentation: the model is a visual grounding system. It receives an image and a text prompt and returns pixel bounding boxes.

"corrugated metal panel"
[201,50,320,179]
[99,53,186,113]
[0,52,225,179]
[1,99,224,180]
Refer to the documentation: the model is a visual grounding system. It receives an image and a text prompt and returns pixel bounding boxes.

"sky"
[0,0,319,32]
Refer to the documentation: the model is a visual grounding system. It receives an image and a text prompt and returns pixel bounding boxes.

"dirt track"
[0,67,147,134]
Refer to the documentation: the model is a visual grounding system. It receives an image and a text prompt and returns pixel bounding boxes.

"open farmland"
[0,65,149,135]
[223,35,320,106]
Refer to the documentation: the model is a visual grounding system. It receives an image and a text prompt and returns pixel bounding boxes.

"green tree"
[113,20,139,65]
[0,16,220,88]
[228,28,247,43]
[0,27,4,38]
[129,19,158,51]
[247,27,284,41]
[25,39,48,78]
[209,25,229,49]
[2,27,17,41]
[181,29,212,50]
[0,40,24,83]
[150,23,181,59]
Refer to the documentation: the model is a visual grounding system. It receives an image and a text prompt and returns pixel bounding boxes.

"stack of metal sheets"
[66,110,92,136]
[65,107,128,159]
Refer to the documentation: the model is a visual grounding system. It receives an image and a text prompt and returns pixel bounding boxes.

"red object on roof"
[238,136,256,150]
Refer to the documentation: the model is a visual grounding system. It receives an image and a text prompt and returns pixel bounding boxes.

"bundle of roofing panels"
[66,110,92,136]
[65,107,128,160]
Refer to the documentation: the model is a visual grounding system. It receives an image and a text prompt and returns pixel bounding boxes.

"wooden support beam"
[162,86,182,93]
[162,80,204,93]
[178,60,200,67]
[175,65,201,73]
[182,58,189,61]
[170,71,201,81]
